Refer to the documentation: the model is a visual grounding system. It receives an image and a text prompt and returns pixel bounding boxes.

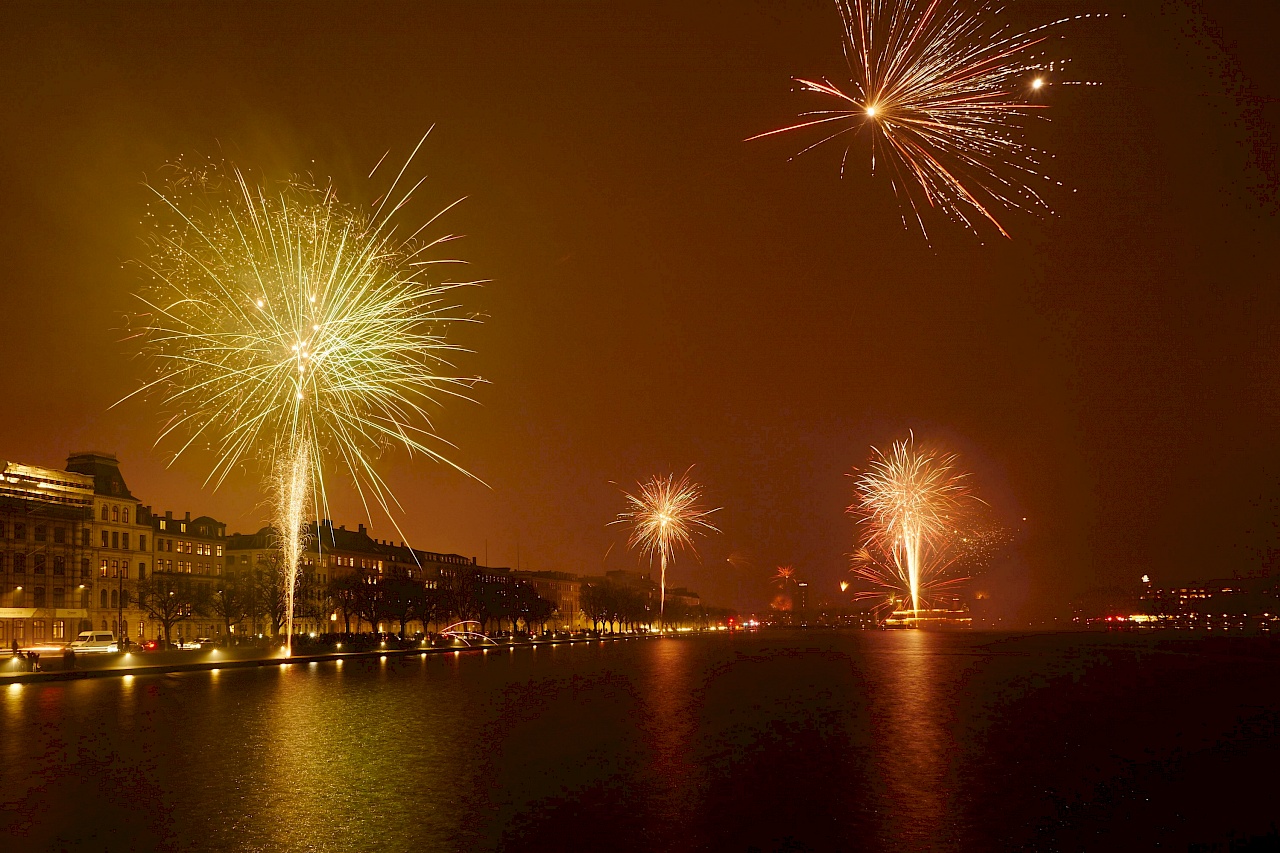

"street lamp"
[118,567,126,651]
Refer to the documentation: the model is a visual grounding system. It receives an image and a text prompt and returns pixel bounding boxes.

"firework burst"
[750,0,1106,237]
[613,469,720,622]
[849,435,974,618]
[120,134,482,652]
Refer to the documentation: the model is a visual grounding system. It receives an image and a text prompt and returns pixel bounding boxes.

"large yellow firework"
[121,135,481,652]
[750,0,1105,237]
[614,470,720,622]
[849,435,972,618]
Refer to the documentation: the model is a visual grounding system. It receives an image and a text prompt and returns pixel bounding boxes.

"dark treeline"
[134,562,735,646]
[136,561,557,645]
[579,577,734,633]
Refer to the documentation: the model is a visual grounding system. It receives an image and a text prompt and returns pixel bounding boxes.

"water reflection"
[638,638,700,833]
[5,633,1279,852]
[866,630,954,849]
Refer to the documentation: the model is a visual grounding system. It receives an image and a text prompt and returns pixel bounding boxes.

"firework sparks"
[848,435,974,619]
[749,0,1106,237]
[121,134,482,653]
[613,469,720,622]
[773,565,797,587]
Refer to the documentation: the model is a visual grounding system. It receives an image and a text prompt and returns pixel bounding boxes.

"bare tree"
[137,571,196,647]
[203,575,251,641]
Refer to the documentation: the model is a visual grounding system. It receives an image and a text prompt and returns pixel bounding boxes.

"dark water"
[4,631,1279,852]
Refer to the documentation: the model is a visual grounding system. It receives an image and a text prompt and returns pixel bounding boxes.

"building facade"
[147,510,228,641]
[66,452,151,642]
[0,461,95,648]
[513,570,584,629]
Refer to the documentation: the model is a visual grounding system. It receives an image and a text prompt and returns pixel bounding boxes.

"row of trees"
[326,566,555,637]
[136,564,735,646]
[579,578,732,632]
[134,562,559,645]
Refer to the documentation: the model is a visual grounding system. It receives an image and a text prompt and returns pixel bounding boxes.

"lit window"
[112,506,119,523]
[123,508,130,524]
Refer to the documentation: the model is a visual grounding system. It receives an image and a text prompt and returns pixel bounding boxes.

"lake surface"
[4,630,1278,852]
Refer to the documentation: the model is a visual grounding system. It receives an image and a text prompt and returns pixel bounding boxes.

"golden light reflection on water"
[870,631,952,847]
[640,639,700,825]
[258,666,359,849]
[116,675,137,726]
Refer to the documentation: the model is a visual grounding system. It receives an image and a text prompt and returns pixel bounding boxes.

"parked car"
[67,631,119,654]
[140,639,161,651]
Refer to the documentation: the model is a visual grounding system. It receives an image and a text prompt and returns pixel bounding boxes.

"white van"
[68,631,119,654]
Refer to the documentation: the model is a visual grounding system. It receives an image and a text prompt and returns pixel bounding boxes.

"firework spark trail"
[849,435,973,619]
[749,0,1106,237]
[613,470,720,623]
[849,538,966,616]
[274,435,314,644]
[120,136,482,653]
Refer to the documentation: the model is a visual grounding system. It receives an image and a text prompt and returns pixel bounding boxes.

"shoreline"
[0,632,670,686]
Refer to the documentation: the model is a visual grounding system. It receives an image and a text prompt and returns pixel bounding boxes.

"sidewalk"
[0,633,661,685]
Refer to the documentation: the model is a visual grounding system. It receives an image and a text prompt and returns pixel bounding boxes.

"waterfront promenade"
[0,631,667,685]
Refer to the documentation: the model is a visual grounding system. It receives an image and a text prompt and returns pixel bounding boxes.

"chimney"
[358,524,366,535]
[185,511,191,522]
[165,510,173,520]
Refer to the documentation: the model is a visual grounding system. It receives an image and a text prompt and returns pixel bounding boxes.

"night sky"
[1,1,1275,617]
